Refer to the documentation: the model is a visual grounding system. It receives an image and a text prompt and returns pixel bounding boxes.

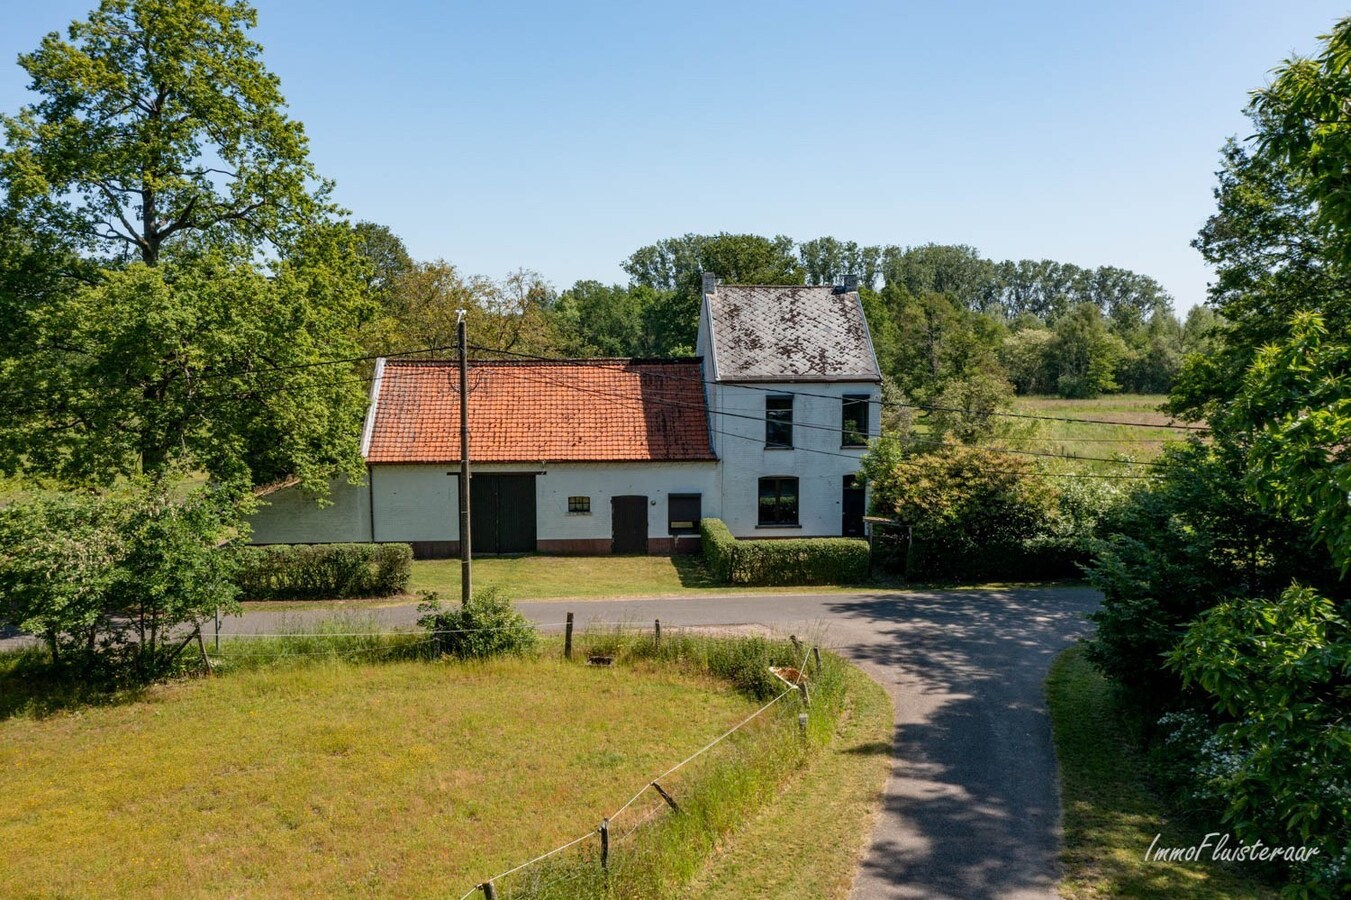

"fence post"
[214,607,220,654]
[599,817,610,871]
[565,612,574,660]
[480,881,496,899]
[654,618,661,645]
[651,780,679,813]
[812,646,822,674]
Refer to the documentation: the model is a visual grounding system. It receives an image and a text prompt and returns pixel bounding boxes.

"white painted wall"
[248,475,371,544]
[709,381,880,538]
[248,461,719,545]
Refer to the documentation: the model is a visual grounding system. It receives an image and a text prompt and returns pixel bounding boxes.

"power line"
[467,343,1209,433]
[497,364,1156,479]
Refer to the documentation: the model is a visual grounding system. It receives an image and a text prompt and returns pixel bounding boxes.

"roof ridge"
[383,357,702,368]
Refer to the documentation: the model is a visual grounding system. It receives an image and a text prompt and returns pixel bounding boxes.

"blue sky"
[1,1,1347,310]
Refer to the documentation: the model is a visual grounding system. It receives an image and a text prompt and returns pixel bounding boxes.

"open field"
[0,655,755,897]
[0,631,890,898]
[1047,644,1274,898]
[1013,393,1194,464]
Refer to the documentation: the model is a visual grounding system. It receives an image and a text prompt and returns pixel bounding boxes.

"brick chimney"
[701,272,717,294]
[843,274,859,293]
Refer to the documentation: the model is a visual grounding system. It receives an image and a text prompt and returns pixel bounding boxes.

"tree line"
[353,227,1205,433]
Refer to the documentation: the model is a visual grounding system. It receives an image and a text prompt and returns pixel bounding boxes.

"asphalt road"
[194,585,1099,899]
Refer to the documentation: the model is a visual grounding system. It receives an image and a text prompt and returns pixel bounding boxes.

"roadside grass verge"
[1047,644,1275,898]
[236,555,1082,610]
[687,661,892,898]
[1,620,885,899]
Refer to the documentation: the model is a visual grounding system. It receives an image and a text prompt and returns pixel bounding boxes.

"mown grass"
[1,622,886,899]
[1013,393,1191,465]
[1047,644,1274,898]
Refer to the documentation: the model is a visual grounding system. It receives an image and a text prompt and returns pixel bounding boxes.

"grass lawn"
[0,656,757,898]
[1,634,892,898]
[1047,644,1275,898]
[1013,393,1191,464]
[240,555,1062,611]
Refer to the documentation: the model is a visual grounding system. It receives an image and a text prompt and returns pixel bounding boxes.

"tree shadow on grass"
[0,649,149,722]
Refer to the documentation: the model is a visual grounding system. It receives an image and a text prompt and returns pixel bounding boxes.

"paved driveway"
[200,585,1098,899]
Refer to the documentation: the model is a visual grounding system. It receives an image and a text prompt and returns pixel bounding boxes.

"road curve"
[188,585,1098,898]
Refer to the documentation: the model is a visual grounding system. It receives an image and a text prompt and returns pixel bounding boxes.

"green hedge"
[699,518,869,586]
[236,543,412,600]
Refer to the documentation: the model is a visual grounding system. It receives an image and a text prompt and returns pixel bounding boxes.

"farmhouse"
[248,275,882,556]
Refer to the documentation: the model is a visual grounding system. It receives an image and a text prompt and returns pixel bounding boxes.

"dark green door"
[611,495,648,554]
[469,475,537,555]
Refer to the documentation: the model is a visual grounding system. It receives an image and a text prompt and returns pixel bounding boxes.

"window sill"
[840,444,867,450]
[755,523,802,529]
[764,446,794,451]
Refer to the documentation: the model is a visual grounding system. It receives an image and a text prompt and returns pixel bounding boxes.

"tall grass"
[480,625,849,899]
[205,613,434,672]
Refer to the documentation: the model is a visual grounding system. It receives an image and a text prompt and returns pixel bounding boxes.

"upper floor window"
[765,395,793,448]
[758,477,799,526]
[842,395,870,447]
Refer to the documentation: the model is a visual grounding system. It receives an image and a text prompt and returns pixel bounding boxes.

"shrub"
[417,587,537,659]
[699,518,868,586]
[861,437,1090,581]
[234,543,412,600]
[0,482,241,683]
[699,518,736,582]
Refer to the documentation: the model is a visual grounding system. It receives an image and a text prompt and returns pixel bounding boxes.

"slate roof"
[363,358,716,464]
[705,285,882,383]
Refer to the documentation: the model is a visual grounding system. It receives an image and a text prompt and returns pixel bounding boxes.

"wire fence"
[196,612,822,896]
[454,639,816,899]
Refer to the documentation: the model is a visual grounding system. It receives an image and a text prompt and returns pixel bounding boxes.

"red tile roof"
[364,359,716,464]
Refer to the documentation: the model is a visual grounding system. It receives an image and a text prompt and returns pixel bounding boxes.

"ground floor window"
[757,477,799,526]
[668,493,702,534]
[567,496,590,513]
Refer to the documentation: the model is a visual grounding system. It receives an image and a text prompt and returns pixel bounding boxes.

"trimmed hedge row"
[236,543,413,600]
[700,518,869,586]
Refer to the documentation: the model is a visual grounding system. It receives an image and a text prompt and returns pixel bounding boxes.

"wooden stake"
[651,780,680,813]
[196,627,213,676]
[480,881,496,899]
[599,817,610,870]
[654,618,661,645]
[565,612,574,660]
[812,646,822,673]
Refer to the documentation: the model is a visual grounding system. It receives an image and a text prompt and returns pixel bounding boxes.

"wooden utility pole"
[458,311,473,604]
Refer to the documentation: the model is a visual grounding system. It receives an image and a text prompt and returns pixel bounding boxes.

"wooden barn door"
[611,495,648,555]
[469,474,537,555]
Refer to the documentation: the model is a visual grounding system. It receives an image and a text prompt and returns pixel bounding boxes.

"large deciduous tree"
[1,0,323,264]
[0,0,374,492]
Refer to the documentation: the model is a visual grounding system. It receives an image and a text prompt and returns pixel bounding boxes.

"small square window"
[567,496,591,514]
